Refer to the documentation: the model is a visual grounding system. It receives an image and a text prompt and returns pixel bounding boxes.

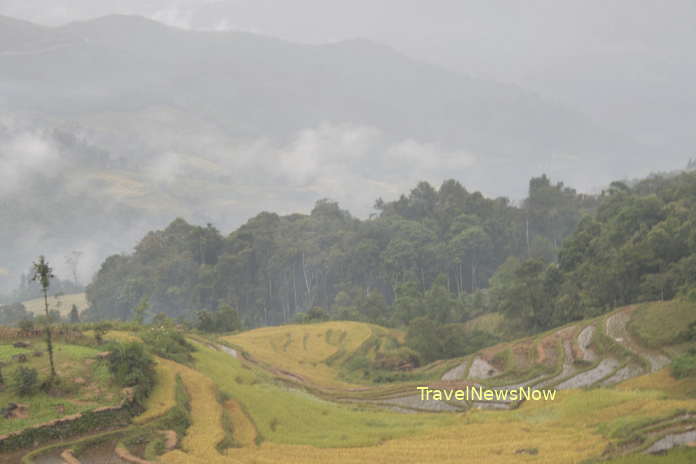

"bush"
[107,342,156,404]
[14,366,39,396]
[196,304,242,333]
[373,347,422,370]
[671,353,696,379]
[139,328,195,363]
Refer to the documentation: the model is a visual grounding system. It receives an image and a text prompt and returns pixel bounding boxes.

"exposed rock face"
[467,357,501,380]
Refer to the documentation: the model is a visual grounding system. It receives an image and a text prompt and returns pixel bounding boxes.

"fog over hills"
[0,13,667,291]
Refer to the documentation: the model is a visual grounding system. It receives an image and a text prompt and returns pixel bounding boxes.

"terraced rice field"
[133,357,178,424]
[159,361,225,463]
[224,321,376,387]
[8,301,696,463]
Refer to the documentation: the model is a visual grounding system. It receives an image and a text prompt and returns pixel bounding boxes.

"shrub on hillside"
[406,318,500,363]
[140,327,195,363]
[107,341,156,404]
[196,304,242,333]
[13,366,39,396]
[373,347,422,370]
[671,349,696,379]
[293,306,330,324]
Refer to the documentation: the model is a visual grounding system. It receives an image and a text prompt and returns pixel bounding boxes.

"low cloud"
[0,121,62,196]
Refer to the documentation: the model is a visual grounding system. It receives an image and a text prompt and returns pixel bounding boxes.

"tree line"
[83,175,596,332]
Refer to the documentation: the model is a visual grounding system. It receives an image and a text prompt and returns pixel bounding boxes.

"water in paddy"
[32,440,128,464]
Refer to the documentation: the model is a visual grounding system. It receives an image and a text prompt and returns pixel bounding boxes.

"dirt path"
[605,310,670,372]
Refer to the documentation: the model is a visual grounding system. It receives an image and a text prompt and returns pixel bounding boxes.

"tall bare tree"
[31,256,57,380]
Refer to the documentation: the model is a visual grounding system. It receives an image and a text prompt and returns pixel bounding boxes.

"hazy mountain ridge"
[0,14,647,291]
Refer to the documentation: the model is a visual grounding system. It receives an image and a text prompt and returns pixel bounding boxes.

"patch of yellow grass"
[159,361,226,464]
[133,357,177,424]
[224,399,257,448]
[224,321,374,387]
[21,292,88,316]
[154,330,696,464]
[230,420,605,464]
[191,341,456,448]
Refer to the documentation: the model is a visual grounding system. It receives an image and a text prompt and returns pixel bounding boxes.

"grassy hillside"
[224,321,411,388]
[9,300,696,463]
[0,340,121,435]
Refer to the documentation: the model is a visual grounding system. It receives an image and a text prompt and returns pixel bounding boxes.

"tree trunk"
[43,289,56,379]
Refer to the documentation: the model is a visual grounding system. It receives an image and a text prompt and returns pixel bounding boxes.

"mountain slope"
[0,13,644,292]
[0,14,637,160]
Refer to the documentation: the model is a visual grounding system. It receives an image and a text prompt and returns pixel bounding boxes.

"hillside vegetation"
[6,299,696,463]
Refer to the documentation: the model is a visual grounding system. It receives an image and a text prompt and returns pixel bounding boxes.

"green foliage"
[483,171,696,332]
[84,171,696,336]
[301,306,330,323]
[13,366,39,396]
[107,342,156,404]
[196,304,242,332]
[671,350,696,379]
[85,177,594,329]
[132,296,149,325]
[405,317,499,363]
[139,327,195,363]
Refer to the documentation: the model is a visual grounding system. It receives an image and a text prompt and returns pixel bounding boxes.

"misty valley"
[2,5,696,464]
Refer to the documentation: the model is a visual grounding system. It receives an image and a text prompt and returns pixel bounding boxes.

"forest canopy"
[83,171,696,359]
